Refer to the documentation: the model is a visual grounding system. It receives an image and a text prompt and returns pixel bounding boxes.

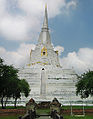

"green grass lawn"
[64,115,93,119]
[62,106,93,110]
[0,106,26,109]
[0,115,19,119]
[36,108,50,115]
[0,106,93,109]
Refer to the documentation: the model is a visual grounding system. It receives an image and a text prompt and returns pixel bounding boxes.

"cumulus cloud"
[0,0,77,41]
[66,0,77,10]
[18,0,77,18]
[0,16,29,41]
[0,0,6,17]
[18,0,44,17]
[60,48,93,74]
[1,44,93,75]
[0,43,35,67]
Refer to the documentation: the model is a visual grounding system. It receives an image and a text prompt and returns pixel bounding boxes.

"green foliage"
[20,79,30,97]
[63,115,93,119]
[0,58,19,108]
[0,57,30,108]
[76,71,93,99]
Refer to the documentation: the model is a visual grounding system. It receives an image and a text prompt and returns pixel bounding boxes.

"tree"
[12,79,30,108]
[0,64,11,108]
[20,79,30,97]
[0,58,5,108]
[0,58,4,86]
[12,79,21,108]
[0,60,19,108]
[0,57,30,108]
[76,71,93,99]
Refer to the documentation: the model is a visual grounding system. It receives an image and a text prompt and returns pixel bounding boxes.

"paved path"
[37,113,52,119]
[38,116,52,119]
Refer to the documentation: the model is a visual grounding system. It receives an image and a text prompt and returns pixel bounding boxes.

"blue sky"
[0,0,93,74]
[0,0,93,53]
[50,0,93,56]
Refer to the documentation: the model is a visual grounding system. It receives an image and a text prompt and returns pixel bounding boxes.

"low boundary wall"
[0,109,93,116]
[0,109,26,116]
[61,109,93,115]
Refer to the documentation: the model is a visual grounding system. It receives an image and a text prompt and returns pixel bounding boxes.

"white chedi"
[18,5,81,104]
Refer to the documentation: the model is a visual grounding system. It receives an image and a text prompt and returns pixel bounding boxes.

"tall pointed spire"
[38,4,51,45]
[42,4,48,29]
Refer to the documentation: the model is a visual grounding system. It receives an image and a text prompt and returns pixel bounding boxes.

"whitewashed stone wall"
[30,43,60,67]
[18,65,81,103]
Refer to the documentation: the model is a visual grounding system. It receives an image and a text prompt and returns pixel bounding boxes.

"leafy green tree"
[0,64,10,108]
[12,79,21,108]
[0,58,4,86]
[0,58,3,65]
[0,60,19,108]
[76,71,93,99]
[12,79,30,108]
[5,65,19,107]
[0,57,30,108]
[0,58,5,108]
[20,79,30,97]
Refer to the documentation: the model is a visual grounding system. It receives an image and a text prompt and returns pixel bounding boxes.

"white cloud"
[66,0,77,10]
[18,0,44,17]
[0,43,35,67]
[18,0,77,18]
[60,48,93,74]
[0,0,77,41]
[1,44,93,75]
[0,16,29,41]
[0,0,6,17]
